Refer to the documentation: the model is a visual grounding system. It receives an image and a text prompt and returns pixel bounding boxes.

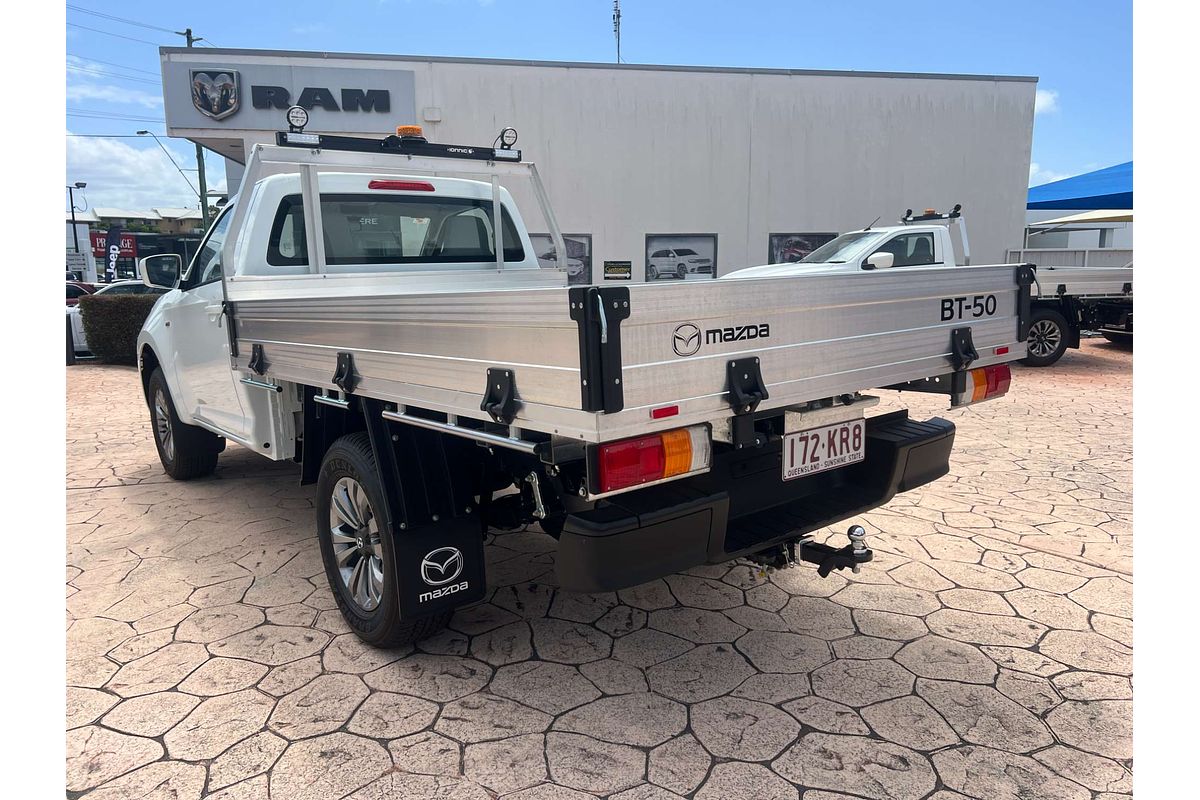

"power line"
[66,133,156,138]
[66,4,177,35]
[67,64,160,86]
[67,109,166,123]
[66,21,162,46]
[67,53,159,76]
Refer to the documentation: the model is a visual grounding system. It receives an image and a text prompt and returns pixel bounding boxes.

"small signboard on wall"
[603,260,632,280]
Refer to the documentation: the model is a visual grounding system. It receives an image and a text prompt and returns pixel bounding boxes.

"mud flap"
[360,398,489,620]
[391,519,486,619]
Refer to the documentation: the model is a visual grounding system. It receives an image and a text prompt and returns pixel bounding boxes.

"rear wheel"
[147,367,221,479]
[647,264,659,280]
[1022,309,1070,367]
[316,433,450,647]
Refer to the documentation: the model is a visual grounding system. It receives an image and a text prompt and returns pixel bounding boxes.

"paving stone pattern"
[66,340,1132,799]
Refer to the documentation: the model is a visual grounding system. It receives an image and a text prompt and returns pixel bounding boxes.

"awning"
[1032,209,1133,225]
[1027,161,1132,210]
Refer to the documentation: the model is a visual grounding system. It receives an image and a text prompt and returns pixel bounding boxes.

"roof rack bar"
[275,130,522,164]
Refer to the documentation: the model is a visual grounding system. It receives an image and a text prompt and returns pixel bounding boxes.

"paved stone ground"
[66,339,1132,800]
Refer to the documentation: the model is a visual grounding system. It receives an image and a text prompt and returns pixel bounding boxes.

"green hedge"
[78,294,160,365]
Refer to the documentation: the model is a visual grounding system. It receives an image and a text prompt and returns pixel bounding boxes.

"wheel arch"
[139,344,161,402]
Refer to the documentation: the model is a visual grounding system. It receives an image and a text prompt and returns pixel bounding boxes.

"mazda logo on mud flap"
[420,547,463,586]
[673,323,702,357]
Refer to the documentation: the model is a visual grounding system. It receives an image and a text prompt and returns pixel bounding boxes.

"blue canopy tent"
[1027,161,1132,210]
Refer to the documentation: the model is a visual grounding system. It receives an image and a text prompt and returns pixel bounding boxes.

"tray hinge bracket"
[332,351,358,394]
[949,327,978,371]
[480,367,518,424]
[568,286,630,414]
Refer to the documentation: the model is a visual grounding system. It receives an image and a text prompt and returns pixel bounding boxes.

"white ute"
[732,206,1133,366]
[135,119,1031,646]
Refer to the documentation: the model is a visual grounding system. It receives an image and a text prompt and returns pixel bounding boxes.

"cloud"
[66,82,163,110]
[1035,89,1059,115]
[67,131,214,211]
[1029,162,1075,187]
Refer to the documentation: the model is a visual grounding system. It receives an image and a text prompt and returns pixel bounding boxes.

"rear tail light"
[368,179,435,191]
[595,425,711,494]
[954,364,1011,407]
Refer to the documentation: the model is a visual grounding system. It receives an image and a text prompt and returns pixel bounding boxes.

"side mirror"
[863,252,895,271]
[140,254,182,289]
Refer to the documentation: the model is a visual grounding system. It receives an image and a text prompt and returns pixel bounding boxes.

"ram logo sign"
[191,70,240,120]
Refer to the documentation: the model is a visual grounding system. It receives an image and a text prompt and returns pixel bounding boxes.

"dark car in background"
[66,281,95,307]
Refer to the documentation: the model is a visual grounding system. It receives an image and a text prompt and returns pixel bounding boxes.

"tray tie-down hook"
[332,352,358,394]
[248,344,268,376]
[949,327,978,371]
[481,368,518,425]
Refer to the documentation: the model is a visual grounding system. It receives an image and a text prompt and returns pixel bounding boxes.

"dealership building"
[160,47,1037,281]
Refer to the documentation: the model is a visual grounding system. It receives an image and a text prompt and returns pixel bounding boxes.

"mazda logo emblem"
[672,323,702,357]
[420,546,463,586]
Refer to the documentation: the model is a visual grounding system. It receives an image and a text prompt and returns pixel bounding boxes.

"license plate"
[782,418,865,481]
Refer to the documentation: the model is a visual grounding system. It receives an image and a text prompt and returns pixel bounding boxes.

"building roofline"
[159,47,1038,83]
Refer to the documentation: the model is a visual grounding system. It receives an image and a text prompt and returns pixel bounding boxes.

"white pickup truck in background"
[132,119,1031,647]
[732,206,1132,366]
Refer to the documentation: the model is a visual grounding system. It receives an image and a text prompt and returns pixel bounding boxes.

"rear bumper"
[555,410,954,592]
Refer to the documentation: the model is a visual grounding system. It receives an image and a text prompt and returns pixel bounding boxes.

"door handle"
[205,303,224,327]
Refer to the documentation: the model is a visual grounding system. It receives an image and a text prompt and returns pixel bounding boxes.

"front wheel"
[676,264,688,279]
[66,316,76,366]
[316,433,450,647]
[146,367,221,479]
[1021,309,1070,367]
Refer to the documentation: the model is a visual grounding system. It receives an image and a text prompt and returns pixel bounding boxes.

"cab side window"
[870,233,936,267]
[184,207,234,288]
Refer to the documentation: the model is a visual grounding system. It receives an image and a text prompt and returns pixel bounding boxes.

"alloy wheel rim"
[328,476,384,611]
[1028,319,1062,358]
[153,389,174,461]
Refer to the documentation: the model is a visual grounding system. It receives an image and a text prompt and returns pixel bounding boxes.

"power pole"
[176,27,211,229]
[613,1,622,64]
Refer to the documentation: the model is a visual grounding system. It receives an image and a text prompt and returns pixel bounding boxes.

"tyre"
[1021,308,1070,367]
[676,264,688,279]
[1101,330,1133,349]
[66,316,76,366]
[146,367,221,479]
[316,433,450,647]
[647,264,658,280]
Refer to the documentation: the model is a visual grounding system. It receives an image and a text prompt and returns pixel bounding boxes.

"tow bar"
[751,525,874,577]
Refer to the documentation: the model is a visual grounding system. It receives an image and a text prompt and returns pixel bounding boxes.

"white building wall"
[409,62,1035,271]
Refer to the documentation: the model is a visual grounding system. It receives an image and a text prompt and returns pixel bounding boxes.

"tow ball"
[751,525,874,578]
[801,525,873,577]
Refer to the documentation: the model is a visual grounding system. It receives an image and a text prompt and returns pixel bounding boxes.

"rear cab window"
[267,194,525,267]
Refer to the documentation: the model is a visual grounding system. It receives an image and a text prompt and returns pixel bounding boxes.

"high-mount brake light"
[368,180,435,192]
[595,425,711,494]
[954,364,1011,407]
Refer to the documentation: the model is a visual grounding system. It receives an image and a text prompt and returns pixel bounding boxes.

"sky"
[65,0,1132,212]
